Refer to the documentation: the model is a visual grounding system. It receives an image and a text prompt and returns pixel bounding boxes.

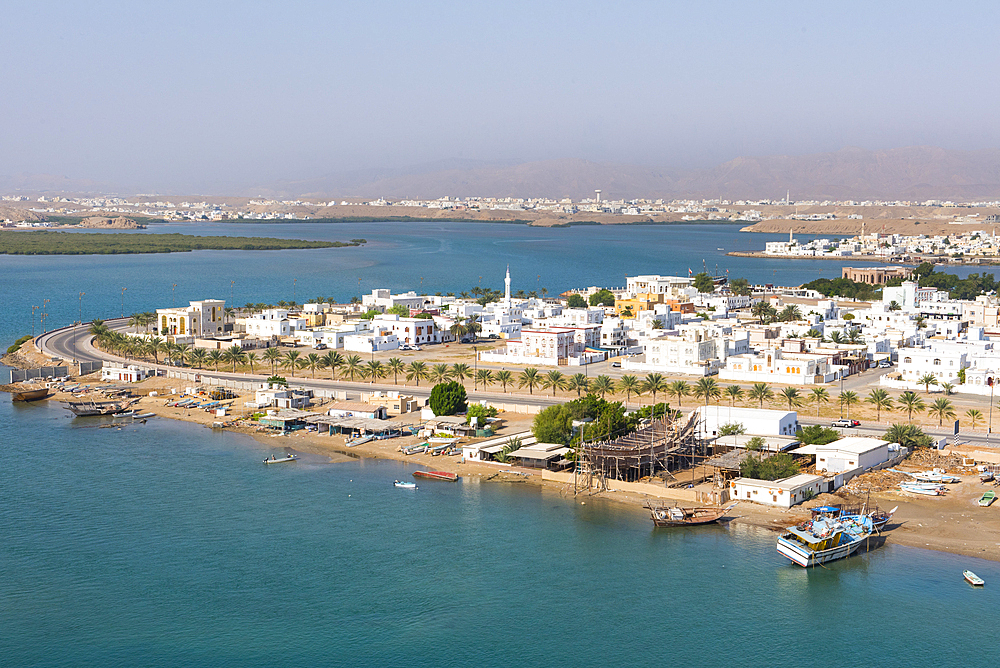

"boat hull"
[12,388,49,402]
[412,470,458,482]
[777,535,866,567]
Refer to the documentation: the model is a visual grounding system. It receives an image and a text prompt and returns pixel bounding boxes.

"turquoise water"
[2,222,846,346]
[1,399,996,666]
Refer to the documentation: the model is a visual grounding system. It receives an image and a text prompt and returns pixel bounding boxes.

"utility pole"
[75,292,85,365]
[31,305,38,338]
[121,287,127,318]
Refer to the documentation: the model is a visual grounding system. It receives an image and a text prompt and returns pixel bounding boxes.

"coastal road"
[36,320,566,409]
[798,417,999,449]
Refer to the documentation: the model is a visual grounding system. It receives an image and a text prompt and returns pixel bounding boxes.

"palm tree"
[809,387,830,417]
[866,389,893,422]
[888,300,902,311]
[244,350,257,375]
[305,352,322,378]
[667,380,690,408]
[827,331,844,344]
[748,382,773,408]
[778,305,802,322]
[618,375,641,408]
[567,373,589,397]
[692,377,720,406]
[207,349,224,372]
[466,313,482,341]
[386,358,405,385]
[805,328,822,339]
[779,386,802,411]
[343,354,364,381]
[724,385,743,407]
[518,368,541,395]
[365,360,385,383]
[966,408,984,430]
[838,390,859,418]
[475,368,494,390]
[643,373,669,405]
[897,390,925,424]
[451,363,471,384]
[542,370,566,396]
[147,336,164,363]
[940,382,955,396]
[591,375,615,399]
[188,347,208,370]
[406,361,429,386]
[128,313,143,334]
[283,350,301,377]
[89,319,108,337]
[917,373,938,394]
[449,317,467,342]
[430,363,453,385]
[495,369,513,393]
[915,315,927,330]
[846,328,865,344]
[321,350,344,380]
[929,398,956,427]
[263,347,282,375]
[223,345,246,372]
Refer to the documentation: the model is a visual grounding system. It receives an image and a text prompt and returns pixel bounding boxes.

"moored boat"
[394,480,417,489]
[412,470,459,482]
[777,512,875,567]
[964,570,985,586]
[64,398,139,417]
[978,491,996,507]
[263,454,298,464]
[645,501,738,527]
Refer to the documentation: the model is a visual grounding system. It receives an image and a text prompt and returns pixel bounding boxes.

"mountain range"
[5,146,1000,201]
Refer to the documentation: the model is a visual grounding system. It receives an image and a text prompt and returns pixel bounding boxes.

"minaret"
[504,265,512,306]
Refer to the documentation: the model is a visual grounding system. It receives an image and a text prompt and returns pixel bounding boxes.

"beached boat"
[912,470,961,483]
[394,480,417,489]
[899,483,943,496]
[644,501,738,527]
[64,398,138,417]
[412,470,459,482]
[12,387,49,402]
[980,470,994,483]
[427,436,460,445]
[263,454,298,464]
[346,435,373,447]
[777,512,875,567]
[964,570,985,586]
[978,491,996,507]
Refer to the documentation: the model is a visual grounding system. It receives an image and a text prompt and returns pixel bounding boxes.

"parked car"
[851,420,861,426]
[878,361,892,368]
[611,361,621,368]
[831,419,854,428]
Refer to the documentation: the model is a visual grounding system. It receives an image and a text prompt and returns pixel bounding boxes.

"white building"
[362,289,427,313]
[730,474,826,508]
[898,347,968,386]
[625,275,692,297]
[813,437,890,474]
[343,331,399,353]
[157,299,226,337]
[696,406,799,438]
[719,346,841,384]
[370,314,440,346]
[242,309,308,339]
[101,363,154,383]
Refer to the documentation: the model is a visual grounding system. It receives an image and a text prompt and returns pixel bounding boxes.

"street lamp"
[121,287,127,318]
[472,346,478,389]
[41,299,50,334]
[293,278,297,304]
[31,305,38,338]
[172,283,178,307]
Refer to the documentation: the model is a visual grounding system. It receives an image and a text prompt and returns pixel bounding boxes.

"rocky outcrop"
[77,216,146,229]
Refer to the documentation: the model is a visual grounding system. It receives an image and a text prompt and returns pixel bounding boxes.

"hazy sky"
[3,0,998,193]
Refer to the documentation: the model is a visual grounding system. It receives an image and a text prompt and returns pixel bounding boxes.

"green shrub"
[429,381,467,416]
[6,334,32,355]
[466,403,498,425]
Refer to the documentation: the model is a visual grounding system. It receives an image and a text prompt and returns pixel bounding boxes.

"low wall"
[541,470,698,502]
[9,366,70,383]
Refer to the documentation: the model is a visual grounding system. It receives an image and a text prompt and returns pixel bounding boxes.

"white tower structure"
[595,189,602,204]
[504,264,512,306]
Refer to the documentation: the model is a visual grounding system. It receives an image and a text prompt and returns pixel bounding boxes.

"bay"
[0,399,995,667]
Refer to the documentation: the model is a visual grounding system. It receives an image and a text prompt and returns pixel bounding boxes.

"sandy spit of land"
[18,370,997,566]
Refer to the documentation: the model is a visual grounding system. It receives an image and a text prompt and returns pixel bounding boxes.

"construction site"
[579,411,722,493]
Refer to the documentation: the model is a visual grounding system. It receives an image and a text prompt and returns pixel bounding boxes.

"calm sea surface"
[1,221,997,665]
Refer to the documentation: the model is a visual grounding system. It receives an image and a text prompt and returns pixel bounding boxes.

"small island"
[0,231,364,255]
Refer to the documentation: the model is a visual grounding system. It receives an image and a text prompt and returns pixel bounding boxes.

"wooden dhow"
[644,501,738,527]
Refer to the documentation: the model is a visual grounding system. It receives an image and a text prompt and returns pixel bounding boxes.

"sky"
[2,0,999,193]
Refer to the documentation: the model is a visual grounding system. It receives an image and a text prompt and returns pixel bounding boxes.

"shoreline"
[31,374,1000,565]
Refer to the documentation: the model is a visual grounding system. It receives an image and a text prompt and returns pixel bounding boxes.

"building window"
[934,359,941,366]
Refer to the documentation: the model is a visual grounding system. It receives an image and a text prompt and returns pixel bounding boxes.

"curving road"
[36,319,563,409]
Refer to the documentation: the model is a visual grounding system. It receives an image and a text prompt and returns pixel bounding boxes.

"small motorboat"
[981,470,995,483]
[978,491,996,507]
[964,570,985,586]
[263,454,299,464]
[900,483,942,496]
[394,480,417,489]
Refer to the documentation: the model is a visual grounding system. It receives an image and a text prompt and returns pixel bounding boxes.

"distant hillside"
[254,147,1000,201]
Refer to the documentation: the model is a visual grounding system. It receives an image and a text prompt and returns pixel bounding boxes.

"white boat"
[346,435,373,447]
[912,470,960,483]
[777,513,875,567]
[964,570,985,586]
[899,483,942,496]
[263,454,298,464]
[393,480,417,489]
[426,436,460,445]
